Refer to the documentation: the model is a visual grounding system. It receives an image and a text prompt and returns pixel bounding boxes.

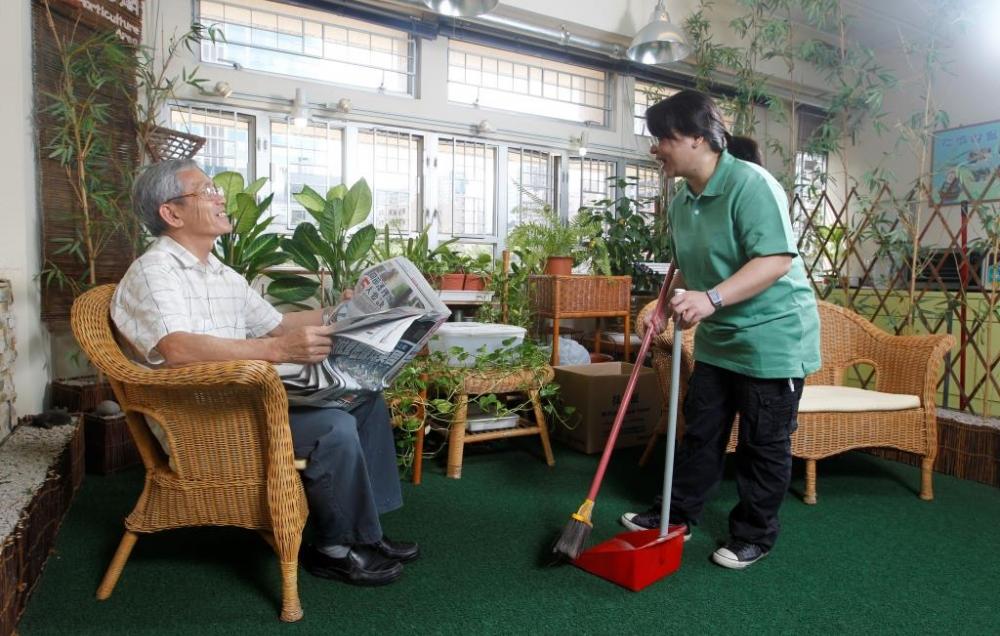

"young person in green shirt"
[620,90,821,569]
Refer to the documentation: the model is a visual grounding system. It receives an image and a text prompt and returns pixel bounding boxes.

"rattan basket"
[144,125,206,162]
[528,275,631,317]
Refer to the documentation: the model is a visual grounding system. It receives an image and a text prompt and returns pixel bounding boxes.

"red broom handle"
[585,264,676,501]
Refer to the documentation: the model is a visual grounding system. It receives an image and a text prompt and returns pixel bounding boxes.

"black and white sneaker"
[711,540,769,569]
[619,508,692,542]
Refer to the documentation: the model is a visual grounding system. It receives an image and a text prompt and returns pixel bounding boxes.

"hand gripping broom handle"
[584,264,677,502]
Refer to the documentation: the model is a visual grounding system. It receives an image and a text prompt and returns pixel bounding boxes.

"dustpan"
[574,290,687,591]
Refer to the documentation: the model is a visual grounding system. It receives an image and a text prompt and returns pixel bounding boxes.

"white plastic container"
[428,322,526,367]
[466,413,520,432]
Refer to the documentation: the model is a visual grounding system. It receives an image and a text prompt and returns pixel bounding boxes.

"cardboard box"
[551,362,662,454]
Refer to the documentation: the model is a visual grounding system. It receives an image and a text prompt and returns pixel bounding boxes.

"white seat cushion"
[799,385,921,413]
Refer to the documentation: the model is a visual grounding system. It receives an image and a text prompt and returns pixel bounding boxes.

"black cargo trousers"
[669,361,804,549]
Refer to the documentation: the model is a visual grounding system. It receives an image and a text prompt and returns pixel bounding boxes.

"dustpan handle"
[584,264,676,502]
[659,300,684,538]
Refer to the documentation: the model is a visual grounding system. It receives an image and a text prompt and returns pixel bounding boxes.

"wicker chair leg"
[447,394,469,479]
[919,457,934,501]
[803,459,818,505]
[638,418,665,467]
[529,390,555,467]
[96,530,138,599]
[279,559,303,622]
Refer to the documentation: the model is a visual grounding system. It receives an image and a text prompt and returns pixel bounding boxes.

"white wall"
[0,0,47,421]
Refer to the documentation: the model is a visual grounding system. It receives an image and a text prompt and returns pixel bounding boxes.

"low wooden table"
[446,366,556,479]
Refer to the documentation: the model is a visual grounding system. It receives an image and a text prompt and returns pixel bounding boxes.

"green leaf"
[293,184,327,215]
[280,234,319,271]
[245,177,267,198]
[233,192,260,234]
[327,184,348,201]
[345,224,377,263]
[345,178,373,227]
[266,275,320,303]
[213,172,245,213]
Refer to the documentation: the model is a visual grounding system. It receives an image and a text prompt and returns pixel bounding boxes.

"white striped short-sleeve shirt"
[111,236,283,365]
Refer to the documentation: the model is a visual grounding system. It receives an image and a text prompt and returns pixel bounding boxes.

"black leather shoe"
[373,535,420,562]
[300,544,403,586]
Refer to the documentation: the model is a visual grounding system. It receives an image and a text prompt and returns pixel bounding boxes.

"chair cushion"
[799,385,921,413]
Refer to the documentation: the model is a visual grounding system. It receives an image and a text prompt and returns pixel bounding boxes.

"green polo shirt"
[669,150,821,378]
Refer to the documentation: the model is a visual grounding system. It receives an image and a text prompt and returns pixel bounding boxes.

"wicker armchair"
[70,285,308,622]
[636,299,954,504]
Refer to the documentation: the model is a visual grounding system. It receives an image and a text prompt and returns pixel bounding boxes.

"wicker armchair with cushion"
[636,299,954,504]
[70,285,309,622]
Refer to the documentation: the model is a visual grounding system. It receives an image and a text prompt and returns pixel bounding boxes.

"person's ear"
[158,202,184,230]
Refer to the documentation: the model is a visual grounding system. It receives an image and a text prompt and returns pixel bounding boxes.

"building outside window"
[170,106,254,179]
[568,157,616,218]
[357,129,422,232]
[438,138,496,238]
[624,163,662,220]
[507,147,557,228]
[269,121,343,229]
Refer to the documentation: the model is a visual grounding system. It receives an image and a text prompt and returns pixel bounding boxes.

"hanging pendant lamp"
[626,0,691,66]
[422,0,499,17]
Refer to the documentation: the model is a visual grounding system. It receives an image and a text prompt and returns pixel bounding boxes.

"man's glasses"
[166,183,224,203]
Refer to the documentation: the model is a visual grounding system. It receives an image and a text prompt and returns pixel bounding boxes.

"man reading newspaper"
[112,160,437,587]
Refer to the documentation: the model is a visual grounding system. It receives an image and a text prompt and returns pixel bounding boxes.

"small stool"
[447,366,556,479]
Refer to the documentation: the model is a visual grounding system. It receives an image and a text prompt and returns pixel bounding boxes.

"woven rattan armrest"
[868,333,955,399]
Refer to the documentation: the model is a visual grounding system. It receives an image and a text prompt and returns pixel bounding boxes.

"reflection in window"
[170,106,253,179]
[568,157,615,217]
[199,0,414,94]
[448,40,608,125]
[438,139,496,237]
[507,148,556,228]
[357,129,421,232]
[270,121,343,229]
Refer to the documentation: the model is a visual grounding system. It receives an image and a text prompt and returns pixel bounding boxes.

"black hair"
[645,89,762,165]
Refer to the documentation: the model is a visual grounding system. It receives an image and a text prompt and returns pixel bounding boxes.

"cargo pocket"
[747,379,800,445]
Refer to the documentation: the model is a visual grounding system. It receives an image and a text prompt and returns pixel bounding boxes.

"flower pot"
[589,352,614,364]
[463,274,489,291]
[544,256,573,276]
[440,273,466,290]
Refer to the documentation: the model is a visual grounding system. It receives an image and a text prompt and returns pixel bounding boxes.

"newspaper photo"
[276,256,451,408]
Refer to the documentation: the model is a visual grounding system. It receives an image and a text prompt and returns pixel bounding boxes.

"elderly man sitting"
[111,159,416,586]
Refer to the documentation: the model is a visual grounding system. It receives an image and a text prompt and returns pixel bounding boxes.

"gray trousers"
[289,394,402,547]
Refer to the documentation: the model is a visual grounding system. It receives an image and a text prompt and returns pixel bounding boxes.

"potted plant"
[506,207,593,276]
[212,172,288,292]
[272,179,377,306]
[371,224,460,289]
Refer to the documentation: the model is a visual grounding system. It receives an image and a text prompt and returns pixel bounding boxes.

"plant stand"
[528,275,632,365]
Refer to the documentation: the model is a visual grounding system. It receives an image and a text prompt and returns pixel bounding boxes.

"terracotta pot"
[544,256,573,276]
[440,273,465,290]
[463,274,489,291]
[589,352,614,364]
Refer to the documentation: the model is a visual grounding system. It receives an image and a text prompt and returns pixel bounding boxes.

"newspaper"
[276,257,451,408]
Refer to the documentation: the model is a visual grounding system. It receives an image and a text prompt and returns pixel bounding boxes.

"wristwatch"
[706,288,724,309]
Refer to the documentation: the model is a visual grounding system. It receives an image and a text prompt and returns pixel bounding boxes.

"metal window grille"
[199,0,415,94]
[507,148,555,227]
[270,121,343,229]
[438,138,496,237]
[170,105,254,179]
[358,129,421,232]
[625,163,662,219]
[569,157,615,217]
[447,40,609,125]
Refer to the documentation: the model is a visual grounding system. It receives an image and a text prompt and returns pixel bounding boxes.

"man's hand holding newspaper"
[276,257,451,408]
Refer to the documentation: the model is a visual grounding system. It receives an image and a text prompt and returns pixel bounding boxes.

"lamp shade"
[626,1,691,65]
[422,0,499,17]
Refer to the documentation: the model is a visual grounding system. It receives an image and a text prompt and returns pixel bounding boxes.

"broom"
[552,263,677,561]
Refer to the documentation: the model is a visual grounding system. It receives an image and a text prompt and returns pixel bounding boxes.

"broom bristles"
[551,499,595,561]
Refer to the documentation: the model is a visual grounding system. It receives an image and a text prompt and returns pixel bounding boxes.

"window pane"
[568,157,615,217]
[199,0,414,94]
[270,121,343,229]
[358,129,421,232]
[448,40,608,125]
[633,81,678,136]
[438,139,496,237]
[507,148,555,228]
[170,106,253,179]
[625,163,662,220]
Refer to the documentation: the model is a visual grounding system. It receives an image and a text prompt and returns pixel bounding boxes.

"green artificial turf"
[17,439,1000,635]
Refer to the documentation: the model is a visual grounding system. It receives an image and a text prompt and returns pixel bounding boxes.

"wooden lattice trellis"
[793,166,1000,417]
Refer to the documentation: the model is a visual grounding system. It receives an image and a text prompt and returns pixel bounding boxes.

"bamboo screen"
[792,167,1000,417]
[32,0,140,322]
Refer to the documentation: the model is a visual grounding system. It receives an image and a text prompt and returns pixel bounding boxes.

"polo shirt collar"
[155,235,226,274]
[680,150,735,201]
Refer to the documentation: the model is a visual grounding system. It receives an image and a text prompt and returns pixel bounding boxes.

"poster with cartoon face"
[932,120,1000,204]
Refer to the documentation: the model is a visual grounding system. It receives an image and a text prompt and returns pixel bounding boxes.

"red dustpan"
[573,288,687,591]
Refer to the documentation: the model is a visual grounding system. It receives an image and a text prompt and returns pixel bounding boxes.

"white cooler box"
[428,322,526,366]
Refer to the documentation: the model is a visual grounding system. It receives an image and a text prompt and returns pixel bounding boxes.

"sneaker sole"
[619,514,691,542]
[711,548,767,570]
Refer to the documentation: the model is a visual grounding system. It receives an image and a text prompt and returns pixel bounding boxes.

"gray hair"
[132,158,200,236]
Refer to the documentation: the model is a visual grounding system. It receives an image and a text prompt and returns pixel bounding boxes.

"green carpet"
[17,439,1000,635]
